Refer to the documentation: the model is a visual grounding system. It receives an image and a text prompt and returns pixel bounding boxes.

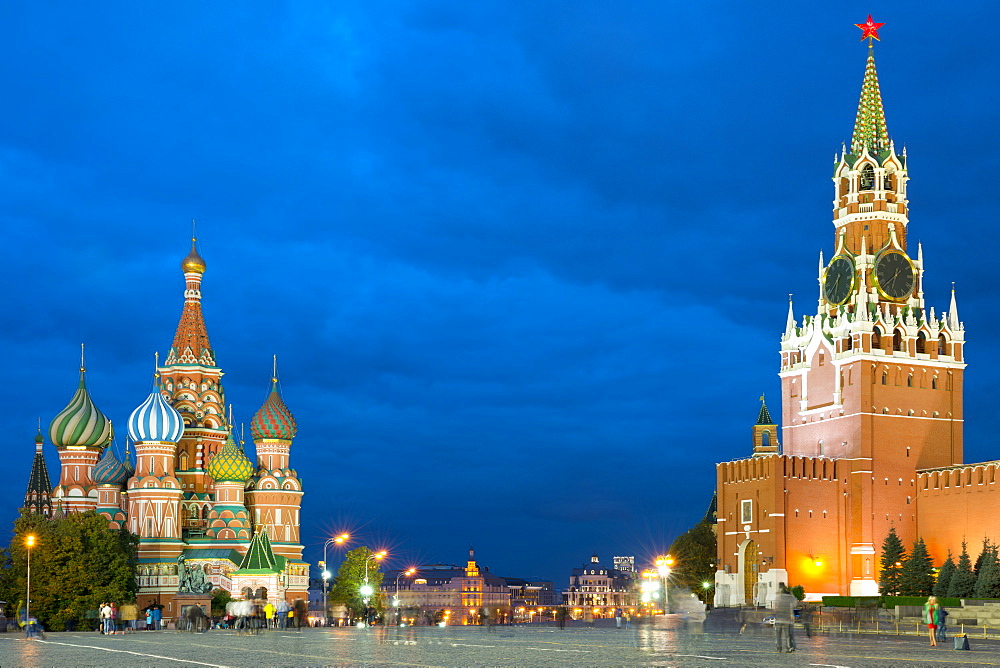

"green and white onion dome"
[128,388,184,443]
[250,383,297,441]
[91,446,130,485]
[206,432,253,483]
[49,371,112,448]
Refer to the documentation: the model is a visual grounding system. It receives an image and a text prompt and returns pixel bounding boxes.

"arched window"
[916,331,927,354]
[761,431,770,448]
[932,377,938,390]
[845,335,853,351]
[893,330,903,352]
[907,374,913,387]
[938,335,948,356]
[882,371,888,385]
[873,328,882,349]
[861,164,875,190]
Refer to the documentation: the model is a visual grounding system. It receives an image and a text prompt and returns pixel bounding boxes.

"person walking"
[614,607,623,629]
[924,596,940,647]
[936,604,948,643]
[277,599,290,629]
[120,602,138,634]
[773,584,797,653]
[264,601,276,629]
[151,605,162,631]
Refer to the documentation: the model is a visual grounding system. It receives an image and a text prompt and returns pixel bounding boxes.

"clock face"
[874,250,915,301]
[823,255,856,305]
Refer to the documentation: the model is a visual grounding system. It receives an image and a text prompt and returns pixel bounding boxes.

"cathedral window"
[938,335,948,356]
[873,329,882,349]
[916,332,927,354]
[892,330,903,352]
[860,164,875,190]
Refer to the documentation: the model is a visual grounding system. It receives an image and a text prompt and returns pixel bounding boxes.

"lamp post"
[655,555,673,614]
[321,533,350,625]
[359,550,386,627]
[393,568,416,625]
[25,535,35,634]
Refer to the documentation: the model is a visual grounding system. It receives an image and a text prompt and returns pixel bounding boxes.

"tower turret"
[22,427,53,517]
[50,348,112,512]
[205,428,253,541]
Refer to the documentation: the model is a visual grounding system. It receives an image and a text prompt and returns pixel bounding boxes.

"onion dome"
[92,447,129,485]
[49,370,113,448]
[181,238,206,274]
[251,380,297,441]
[128,384,184,443]
[207,431,253,483]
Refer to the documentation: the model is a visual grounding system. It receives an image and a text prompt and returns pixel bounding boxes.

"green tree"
[0,510,139,630]
[328,547,385,621]
[974,538,992,579]
[933,551,956,597]
[667,512,717,603]
[947,542,976,599]
[211,588,233,617]
[899,537,934,596]
[973,543,1000,599]
[878,526,906,596]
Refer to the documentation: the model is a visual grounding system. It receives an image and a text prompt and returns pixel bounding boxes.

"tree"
[878,526,906,596]
[211,588,233,617]
[0,510,139,630]
[947,542,977,599]
[933,551,956,597]
[668,511,717,603]
[974,538,992,579]
[973,543,1000,599]
[328,547,385,621]
[899,538,934,596]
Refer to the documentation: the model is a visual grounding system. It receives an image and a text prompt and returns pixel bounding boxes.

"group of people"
[222,598,308,634]
[98,602,140,634]
[923,595,949,647]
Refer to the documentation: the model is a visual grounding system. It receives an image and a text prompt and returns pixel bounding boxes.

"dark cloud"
[1,3,997,583]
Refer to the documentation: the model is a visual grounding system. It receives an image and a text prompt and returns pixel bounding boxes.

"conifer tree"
[878,526,906,596]
[973,543,1000,599]
[947,541,977,599]
[899,537,934,596]
[974,538,992,579]
[933,551,956,597]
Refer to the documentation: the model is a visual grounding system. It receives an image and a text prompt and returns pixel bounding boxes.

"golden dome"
[181,239,206,274]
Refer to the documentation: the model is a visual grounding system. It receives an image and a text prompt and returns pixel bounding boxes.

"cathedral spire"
[23,425,53,516]
[949,283,960,329]
[166,235,215,367]
[850,43,890,156]
[784,295,796,338]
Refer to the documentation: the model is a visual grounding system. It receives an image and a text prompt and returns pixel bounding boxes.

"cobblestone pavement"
[2,621,999,667]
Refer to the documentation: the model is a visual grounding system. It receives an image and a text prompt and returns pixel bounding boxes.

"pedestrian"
[264,601,276,629]
[936,604,948,642]
[99,603,112,635]
[773,584,797,653]
[110,602,120,634]
[614,607,623,629]
[624,610,631,629]
[120,601,138,633]
[151,605,162,631]
[277,599,290,629]
[294,598,307,630]
[924,596,940,647]
[800,603,813,638]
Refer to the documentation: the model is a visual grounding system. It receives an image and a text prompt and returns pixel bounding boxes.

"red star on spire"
[855,15,885,42]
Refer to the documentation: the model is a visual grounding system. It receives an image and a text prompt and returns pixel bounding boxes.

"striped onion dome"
[128,385,184,443]
[207,431,253,483]
[92,446,129,485]
[250,381,297,441]
[49,371,113,448]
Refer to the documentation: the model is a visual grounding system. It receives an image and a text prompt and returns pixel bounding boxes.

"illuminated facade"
[41,241,308,613]
[714,39,984,604]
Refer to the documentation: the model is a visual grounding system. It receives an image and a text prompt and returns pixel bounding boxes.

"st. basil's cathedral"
[22,241,309,612]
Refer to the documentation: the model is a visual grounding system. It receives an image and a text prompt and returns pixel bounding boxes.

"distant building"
[613,556,635,573]
[381,550,510,625]
[562,553,639,610]
[503,577,557,607]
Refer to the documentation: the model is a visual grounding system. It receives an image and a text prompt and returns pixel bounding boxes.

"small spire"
[80,343,86,373]
[949,283,960,329]
[272,354,278,384]
[850,36,890,156]
[784,295,796,337]
[756,395,774,425]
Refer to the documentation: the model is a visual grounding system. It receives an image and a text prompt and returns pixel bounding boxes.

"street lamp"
[25,535,35,635]
[359,550,386,627]
[393,568,416,625]
[655,555,673,613]
[321,533,350,625]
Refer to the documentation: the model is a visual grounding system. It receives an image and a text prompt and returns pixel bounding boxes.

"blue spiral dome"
[92,446,129,485]
[128,388,184,443]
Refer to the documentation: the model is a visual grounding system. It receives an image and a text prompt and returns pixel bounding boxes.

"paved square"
[2,621,999,667]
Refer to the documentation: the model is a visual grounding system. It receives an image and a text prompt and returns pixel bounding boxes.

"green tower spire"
[850,45,890,155]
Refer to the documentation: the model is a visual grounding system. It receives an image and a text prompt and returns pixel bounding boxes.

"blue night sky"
[3,3,999,584]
